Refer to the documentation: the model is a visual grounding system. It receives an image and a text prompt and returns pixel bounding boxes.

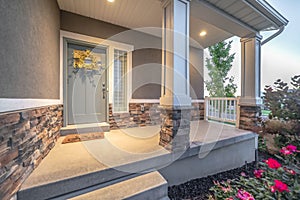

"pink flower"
[265,158,281,169]
[241,172,246,177]
[286,145,297,152]
[273,180,289,193]
[284,168,296,175]
[289,169,296,175]
[270,186,276,193]
[237,190,255,200]
[221,186,232,193]
[226,198,234,200]
[254,169,264,178]
[280,148,293,155]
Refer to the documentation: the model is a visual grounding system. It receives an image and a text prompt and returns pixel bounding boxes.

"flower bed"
[168,145,299,200]
[168,162,256,200]
[208,145,299,200]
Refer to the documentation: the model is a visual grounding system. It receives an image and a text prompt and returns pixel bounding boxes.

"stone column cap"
[158,105,193,110]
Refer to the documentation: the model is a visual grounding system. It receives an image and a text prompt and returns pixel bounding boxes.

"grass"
[261,110,271,116]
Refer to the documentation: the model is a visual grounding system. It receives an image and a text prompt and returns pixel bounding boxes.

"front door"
[66,41,107,125]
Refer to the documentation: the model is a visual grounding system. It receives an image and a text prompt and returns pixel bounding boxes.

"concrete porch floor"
[19,121,257,199]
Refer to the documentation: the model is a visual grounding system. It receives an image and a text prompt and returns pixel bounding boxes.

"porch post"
[159,0,192,152]
[239,34,262,130]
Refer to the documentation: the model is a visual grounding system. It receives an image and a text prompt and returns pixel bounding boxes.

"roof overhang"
[196,0,288,37]
[57,0,288,48]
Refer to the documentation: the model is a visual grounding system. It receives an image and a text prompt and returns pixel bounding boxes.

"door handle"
[102,82,106,99]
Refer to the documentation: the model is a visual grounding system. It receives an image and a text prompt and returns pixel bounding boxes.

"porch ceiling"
[57,0,232,48]
[57,0,287,48]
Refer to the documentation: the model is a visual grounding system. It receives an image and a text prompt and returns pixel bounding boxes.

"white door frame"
[60,30,133,126]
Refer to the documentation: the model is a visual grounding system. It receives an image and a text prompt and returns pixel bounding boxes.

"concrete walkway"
[20,121,252,193]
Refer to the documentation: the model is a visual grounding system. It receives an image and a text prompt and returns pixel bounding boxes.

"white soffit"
[57,0,162,29]
[57,0,287,46]
[57,0,234,48]
[197,0,288,36]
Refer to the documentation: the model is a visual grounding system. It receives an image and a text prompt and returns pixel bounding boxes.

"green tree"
[205,40,237,97]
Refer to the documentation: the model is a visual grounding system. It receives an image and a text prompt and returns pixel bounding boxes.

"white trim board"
[0,99,62,113]
[129,99,160,104]
[129,99,204,104]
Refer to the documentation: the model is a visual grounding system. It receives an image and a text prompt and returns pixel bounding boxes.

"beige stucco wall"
[0,0,60,99]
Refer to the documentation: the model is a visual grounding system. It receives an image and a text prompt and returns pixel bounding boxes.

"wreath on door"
[72,49,104,87]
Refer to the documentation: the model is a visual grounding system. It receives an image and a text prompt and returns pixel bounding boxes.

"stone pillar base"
[159,106,192,152]
[239,105,262,131]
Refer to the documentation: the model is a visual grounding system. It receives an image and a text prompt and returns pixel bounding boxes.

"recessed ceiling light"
[107,0,114,2]
[199,31,207,37]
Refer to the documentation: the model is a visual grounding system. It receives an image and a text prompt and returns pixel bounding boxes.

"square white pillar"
[160,0,192,107]
[240,34,262,106]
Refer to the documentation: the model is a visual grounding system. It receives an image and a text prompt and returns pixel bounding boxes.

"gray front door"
[66,42,107,125]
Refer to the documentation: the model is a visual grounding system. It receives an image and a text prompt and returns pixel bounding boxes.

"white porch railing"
[205,97,240,127]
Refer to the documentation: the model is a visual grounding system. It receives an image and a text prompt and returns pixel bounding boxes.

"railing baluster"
[204,97,238,125]
[233,99,236,121]
[209,98,211,120]
[217,99,219,118]
[221,99,224,119]
[225,100,228,120]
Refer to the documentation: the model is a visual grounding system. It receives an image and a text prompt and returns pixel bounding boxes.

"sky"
[204,0,300,96]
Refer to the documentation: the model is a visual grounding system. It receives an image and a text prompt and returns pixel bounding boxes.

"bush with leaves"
[209,145,300,200]
[262,75,300,154]
[264,75,300,121]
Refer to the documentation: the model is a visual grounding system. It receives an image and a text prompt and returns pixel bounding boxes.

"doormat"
[62,132,104,144]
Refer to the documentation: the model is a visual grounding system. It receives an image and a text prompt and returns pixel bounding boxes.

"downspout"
[261,26,285,45]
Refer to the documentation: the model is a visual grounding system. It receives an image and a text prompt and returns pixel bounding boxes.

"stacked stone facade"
[239,105,262,131]
[191,102,205,121]
[0,105,63,200]
[109,102,204,130]
[159,107,192,152]
[109,103,161,129]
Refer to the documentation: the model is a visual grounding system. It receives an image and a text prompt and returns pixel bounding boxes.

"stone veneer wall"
[191,102,205,121]
[109,103,161,129]
[109,102,204,130]
[239,105,262,131]
[0,105,63,200]
[159,107,191,151]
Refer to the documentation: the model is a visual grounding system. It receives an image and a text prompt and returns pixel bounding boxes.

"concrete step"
[18,171,168,200]
[55,171,168,200]
[60,122,110,135]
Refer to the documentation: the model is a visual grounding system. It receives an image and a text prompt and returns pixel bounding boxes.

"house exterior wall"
[60,11,128,40]
[0,0,60,99]
[132,48,162,99]
[190,47,204,100]
[0,1,62,199]
[61,11,163,100]
[0,105,63,200]
[61,11,204,101]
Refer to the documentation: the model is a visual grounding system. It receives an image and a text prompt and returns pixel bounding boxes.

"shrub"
[209,145,300,200]
[263,75,300,121]
[261,75,300,153]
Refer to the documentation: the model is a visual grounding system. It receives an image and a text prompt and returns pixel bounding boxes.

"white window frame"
[111,49,132,113]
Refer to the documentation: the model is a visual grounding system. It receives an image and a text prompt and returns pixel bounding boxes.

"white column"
[240,34,262,105]
[160,0,191,107]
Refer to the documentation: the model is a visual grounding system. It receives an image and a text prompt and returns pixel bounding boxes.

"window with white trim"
[113,49,128,112]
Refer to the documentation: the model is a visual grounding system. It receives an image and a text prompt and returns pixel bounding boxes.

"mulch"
[168,152,275,200]
[62,132,104,144]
